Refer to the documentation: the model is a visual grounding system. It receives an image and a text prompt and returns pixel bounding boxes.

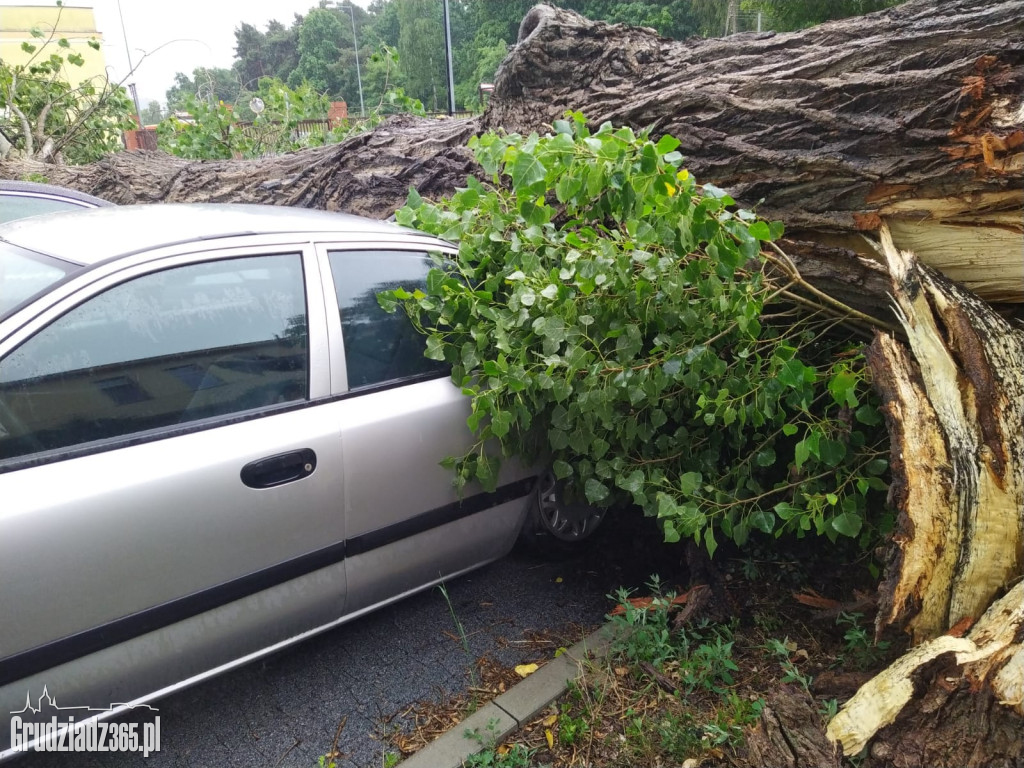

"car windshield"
[0,243,78,317]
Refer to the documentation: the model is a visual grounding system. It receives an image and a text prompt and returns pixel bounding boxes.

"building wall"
[0,6,108,88]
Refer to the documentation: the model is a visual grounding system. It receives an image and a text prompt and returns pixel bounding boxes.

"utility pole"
[116,0,141,121]
[442,0,456,115]
[335,3,365,117]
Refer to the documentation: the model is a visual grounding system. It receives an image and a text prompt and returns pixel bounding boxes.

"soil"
[379,507,901,767]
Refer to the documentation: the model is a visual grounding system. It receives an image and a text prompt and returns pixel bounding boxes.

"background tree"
[165,67,243,113]
[397,0,447,110]
[360,45,409,111]
[233,18,302,90]
[746,0,904,30]
[287,8,347,96]
[139,100,163,125]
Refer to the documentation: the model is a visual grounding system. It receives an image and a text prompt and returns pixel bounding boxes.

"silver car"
[0,204,600,758]
[0,180,113,224]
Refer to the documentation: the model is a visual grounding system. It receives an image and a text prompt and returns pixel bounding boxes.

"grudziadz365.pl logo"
[10,687,160,756]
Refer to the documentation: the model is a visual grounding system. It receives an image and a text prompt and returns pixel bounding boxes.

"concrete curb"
[398,624,614,768]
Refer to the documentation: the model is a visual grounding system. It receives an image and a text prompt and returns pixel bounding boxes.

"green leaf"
[855,405,883,426]
[549,428,570,450]
[425,336,446,361]
[656,134,681,155]
[510,150,547,191]
[866,458,889,475]
[831,511,863,538]
[585,478,610,504]
[774,502,801,521]
[755,447,776,467]
[656,492,678,518]
[461,341,480,370]
[747,221,771,241]
[828,371,859,407]
[618,469,644,494]
[663,521,681,543]
[704,527,718,558]
[819,439,847,467]
[794,439,810,469]
[749,508,776,534]
[491,410,513,438]
[553,459,574,479]
[555,174,583,203]
[777,359,810,389]
[679,471,702,496]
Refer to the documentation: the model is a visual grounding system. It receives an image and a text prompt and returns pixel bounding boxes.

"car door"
[0,242,346,746]
[318,246,533,615]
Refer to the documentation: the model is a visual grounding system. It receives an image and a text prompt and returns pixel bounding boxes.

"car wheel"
[518,470,606,556]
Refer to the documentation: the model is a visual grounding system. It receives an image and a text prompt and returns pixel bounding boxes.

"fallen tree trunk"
[0,115,480,221]
[486,1,1024,305]
[1,1,1020,306]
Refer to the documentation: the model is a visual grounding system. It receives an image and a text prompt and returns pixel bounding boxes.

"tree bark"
[2,0,1020,304]
[745,688,840,768]
[823,226,1024,764]
[485,1,1024,304]
[0,114,480,222]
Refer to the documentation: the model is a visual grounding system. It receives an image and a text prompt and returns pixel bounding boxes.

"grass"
[377,515,900,768]
[485,555,901,768]
[462,718,536,767]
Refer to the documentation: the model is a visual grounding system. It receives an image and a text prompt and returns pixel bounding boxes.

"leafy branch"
[382,112,892,555]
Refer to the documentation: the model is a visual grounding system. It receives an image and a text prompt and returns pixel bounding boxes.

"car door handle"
[241,448,317,489]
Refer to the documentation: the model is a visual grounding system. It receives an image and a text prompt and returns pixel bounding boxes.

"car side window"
[328,250,447,390]
[0,253,308,461]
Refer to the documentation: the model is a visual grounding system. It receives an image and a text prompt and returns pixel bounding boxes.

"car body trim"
[0,476,534,686]
[346,475,535,556]
[0,553,506,763]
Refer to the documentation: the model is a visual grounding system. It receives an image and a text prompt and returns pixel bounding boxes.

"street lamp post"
[442,0,456,116]
[339,3,365,118]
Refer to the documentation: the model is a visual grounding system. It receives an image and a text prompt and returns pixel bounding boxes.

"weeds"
[607,577,678,669]
[764,637,813,695]
[391,564,886,768]
[463,717,535,768]
[557,701,590,746]
[820,697,839,722]
[836,612,890,670]
[439,582,480,692]
[566,577,761,763]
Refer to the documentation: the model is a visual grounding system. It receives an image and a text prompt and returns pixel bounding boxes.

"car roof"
[0,203,440,266]
[0,179,113,208]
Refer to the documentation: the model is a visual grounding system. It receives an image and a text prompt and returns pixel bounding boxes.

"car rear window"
[0,194,93,224]
[0,243,78,317]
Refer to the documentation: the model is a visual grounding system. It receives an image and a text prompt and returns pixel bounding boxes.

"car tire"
[518,469,607,557]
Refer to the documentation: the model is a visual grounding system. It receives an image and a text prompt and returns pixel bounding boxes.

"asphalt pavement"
[20,545,617,768]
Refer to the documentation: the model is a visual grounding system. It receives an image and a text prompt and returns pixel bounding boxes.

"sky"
[14,0,370,106]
